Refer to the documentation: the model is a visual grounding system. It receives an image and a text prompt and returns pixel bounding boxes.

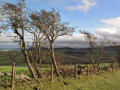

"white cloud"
[66,0,96,12]
[101,17,120,27]
[0,32,103,49]
[96,17,120,41]
[0,33,88,49]
[0,33,14,43]
[55,16,120,48]
[55,34,88,48]
[55,33,102,48]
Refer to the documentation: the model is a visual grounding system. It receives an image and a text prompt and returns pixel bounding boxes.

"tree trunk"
[75,64,78,78]
[11,61,15,90]
[29,50,42,78]
[90,53,96,76]
[50,43,60,77]
[21,43,37,79]
[18,7,37,80]
[34,64,42,78]
[51,64,54,82]
[38,45,42,65]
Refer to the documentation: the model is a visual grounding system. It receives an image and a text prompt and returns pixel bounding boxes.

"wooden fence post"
[116,62,118,71]
[51,64,53,82]
[87,64,89,76]
[75,64,78,78]
[111,63,113,72]
[11,61,15,90]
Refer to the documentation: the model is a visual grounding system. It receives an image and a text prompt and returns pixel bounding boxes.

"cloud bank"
[1,16,120,49]
[66,0,96,12]
[96,17,120,42]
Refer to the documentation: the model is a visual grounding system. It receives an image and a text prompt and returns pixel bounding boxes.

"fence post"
[116,62,118,71]
[87,64,89,76]
[11,61,15,90]
[51,64,53,82]
[111,64,114,72]
[75,64,78,78]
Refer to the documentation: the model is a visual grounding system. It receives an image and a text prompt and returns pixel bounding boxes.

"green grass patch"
[0,66,120,90]
[0,66,50,75]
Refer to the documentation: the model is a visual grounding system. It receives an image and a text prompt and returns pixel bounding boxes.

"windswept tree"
[112,42,120,57]
[1,0,37,79]
[81,31,96,75]
[98,41,104,61]
[31,9,74,77]
[96,40,104,71]
[25,11,48,78]
[0,5,7,32]
[112,42,120,67]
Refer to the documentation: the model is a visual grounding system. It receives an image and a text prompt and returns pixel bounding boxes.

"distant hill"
[0,46,117,65]
[0,45,116,51]
[55,47,75,51]
[104,46,115,51]
[0,48,21,51]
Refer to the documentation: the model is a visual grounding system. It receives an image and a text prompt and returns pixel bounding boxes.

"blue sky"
[26,0,120,31]
[0,0,120,48]
[1,0,120,31]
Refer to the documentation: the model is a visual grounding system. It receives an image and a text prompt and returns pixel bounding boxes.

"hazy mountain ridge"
[0,46,115,51]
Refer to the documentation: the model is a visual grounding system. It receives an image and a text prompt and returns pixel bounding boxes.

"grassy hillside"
[0,47,117,65]
[0,66,120,90]
[0,51,25,65]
